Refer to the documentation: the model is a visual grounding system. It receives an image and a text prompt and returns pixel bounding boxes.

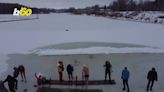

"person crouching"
[35,73,46,86]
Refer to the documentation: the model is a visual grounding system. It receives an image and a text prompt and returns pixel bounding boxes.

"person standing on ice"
[121,67,130,92]
[82,65,89,84]
[146,68,158,91]
[104,60,112,82]
[57,61,64,82]
[66,64,74,81]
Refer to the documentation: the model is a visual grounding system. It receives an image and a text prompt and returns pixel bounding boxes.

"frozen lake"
[0,13,164,92]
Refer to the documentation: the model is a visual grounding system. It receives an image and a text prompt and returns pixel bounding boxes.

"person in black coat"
[66,64,74,81]
[104,61,112,82]
[2,75,17,92]
[147,68,158,91]
[0,81,8,92]
[13,67,19,78]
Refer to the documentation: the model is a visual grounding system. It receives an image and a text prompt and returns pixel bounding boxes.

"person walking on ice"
[121,67,130,92]
[146,67,158,91]
[104,60,112,82]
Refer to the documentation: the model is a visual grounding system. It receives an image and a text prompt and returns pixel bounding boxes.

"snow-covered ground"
[0,13,164,92]
[0,13,164,72]
[0,14,164,53]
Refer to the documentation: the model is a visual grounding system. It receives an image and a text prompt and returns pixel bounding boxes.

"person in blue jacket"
[121,67,130,92]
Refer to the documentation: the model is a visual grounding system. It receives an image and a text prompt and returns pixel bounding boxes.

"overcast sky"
[0,0,154,9]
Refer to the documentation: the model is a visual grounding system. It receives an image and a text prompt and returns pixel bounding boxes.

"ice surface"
[0,13,164,74]
[0,14,164,54]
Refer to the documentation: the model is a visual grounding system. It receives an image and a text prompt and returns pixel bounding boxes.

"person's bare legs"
[23,71,26,82]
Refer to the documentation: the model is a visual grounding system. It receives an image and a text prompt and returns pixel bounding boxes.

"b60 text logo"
[13,7,32,16]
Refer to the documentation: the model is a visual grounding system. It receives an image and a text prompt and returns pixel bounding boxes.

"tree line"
[109,0,164,11]
[0,3,55,14]
[0,0,164,14]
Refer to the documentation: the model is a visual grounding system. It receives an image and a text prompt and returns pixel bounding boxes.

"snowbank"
[107,11,164,25]
[33,47,164,56]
